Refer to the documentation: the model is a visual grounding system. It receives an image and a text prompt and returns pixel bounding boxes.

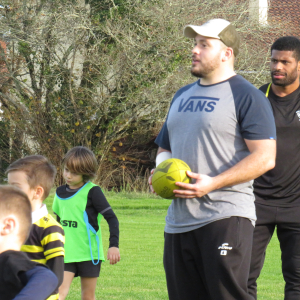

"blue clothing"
[14,266,58,300]
[0,250,58,300]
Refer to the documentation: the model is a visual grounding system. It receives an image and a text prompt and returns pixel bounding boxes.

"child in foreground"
[0,185,58,300]
[52,146,120,300]
[6,156,65,300]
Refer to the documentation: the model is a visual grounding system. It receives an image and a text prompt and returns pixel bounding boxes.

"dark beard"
[190,62,219,78]
[191,69,205,78]
[271,68,298,87]
[190,53,221,79]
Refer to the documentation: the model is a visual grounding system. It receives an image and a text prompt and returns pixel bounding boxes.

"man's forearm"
[210,145,276,191]
[173,139,276,199]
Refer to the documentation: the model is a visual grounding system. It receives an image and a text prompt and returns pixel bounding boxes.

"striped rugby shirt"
[21,204,65,300]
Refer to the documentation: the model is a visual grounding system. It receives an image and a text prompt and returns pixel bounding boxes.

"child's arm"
[41,219,65,287]
[89,187,120,264]
[14,265,58,300]
[102,209,120,265]
[46,256,64,287]
[102,209,119,248]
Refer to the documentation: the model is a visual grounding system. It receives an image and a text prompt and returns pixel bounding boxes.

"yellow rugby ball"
[152,158,191,199]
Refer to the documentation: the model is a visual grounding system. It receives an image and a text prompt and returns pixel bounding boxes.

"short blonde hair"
[6,155,56,201]
[62,146,97,182]
[0,185,32,243]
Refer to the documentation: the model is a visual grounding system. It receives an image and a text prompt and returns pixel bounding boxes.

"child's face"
[7,171,36,202]
[63,167,84,189]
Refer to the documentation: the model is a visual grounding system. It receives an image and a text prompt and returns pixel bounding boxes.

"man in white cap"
[150,19,276,299]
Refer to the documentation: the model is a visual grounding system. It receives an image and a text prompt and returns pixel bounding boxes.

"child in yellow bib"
[52,146,120,300]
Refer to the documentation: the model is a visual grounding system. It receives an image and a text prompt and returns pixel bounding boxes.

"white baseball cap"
[184,19,240,56]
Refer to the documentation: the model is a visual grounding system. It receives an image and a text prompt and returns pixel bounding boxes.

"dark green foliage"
[0,0,287,187]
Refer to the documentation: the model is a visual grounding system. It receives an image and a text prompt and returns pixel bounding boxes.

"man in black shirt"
[248,36,300,300]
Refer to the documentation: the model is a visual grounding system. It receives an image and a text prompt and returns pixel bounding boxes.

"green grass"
[45,191,285,299]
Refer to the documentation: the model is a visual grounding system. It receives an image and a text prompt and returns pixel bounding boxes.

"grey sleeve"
[154,82,197,150]
[230,77,276,140]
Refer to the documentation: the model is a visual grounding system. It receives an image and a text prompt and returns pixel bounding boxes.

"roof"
[268,0,300,36]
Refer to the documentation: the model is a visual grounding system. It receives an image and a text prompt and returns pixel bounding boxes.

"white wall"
[249,0,269,25]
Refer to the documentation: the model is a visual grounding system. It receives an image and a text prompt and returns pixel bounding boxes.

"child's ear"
[1,217,17,236]
[33,186,44,201]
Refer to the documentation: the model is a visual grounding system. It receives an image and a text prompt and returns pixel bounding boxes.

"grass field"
[45,191,285,300]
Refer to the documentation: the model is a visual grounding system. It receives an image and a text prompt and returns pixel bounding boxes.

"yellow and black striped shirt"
[21,207,65,300]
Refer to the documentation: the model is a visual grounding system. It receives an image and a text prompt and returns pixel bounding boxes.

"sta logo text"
[60,220,78,228]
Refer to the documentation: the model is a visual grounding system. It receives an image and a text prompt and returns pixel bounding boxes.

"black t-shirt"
[0,250,59,300]
[254,84,300,206]
[0,251,40,299]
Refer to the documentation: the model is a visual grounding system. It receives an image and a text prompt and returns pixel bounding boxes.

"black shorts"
[64,260,102,278]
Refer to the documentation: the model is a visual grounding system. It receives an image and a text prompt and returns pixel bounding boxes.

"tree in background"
[0,0,286,188]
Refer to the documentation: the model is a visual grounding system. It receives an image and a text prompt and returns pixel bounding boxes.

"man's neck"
[200,68,236,85]
[271,81,300,97]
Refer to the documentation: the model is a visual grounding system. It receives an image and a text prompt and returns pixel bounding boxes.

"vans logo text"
[178,96,219,113]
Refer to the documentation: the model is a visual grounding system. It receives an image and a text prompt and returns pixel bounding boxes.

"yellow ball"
[152,158,191,199]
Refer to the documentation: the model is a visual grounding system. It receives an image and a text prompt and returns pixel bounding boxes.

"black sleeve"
[46,257,64,287]
[15,266,58,300]
[102,209,119,248]
[88,187,120,248]
[89,186,112,212]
